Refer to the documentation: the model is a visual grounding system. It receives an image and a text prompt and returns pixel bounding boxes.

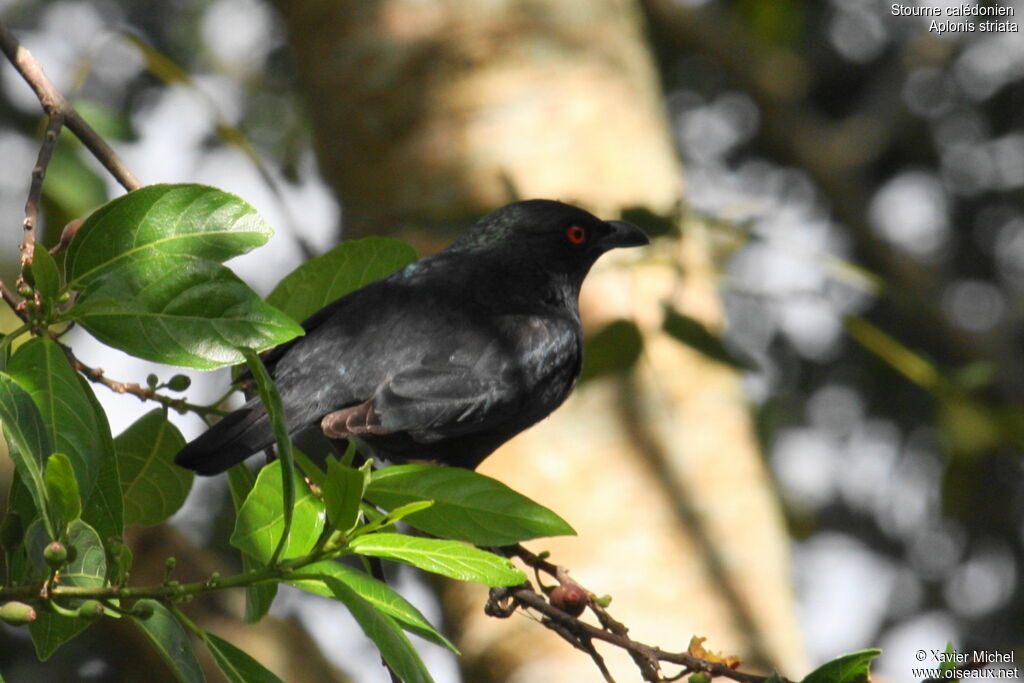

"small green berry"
[166,374,191,392]
[43,542,68,568]
[77,600,104,621]
[0,601,37,625]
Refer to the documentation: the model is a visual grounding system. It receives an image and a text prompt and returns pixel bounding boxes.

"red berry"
[549,583,588,616]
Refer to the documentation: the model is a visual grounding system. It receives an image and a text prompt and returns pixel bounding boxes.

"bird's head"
[451,200,649,282]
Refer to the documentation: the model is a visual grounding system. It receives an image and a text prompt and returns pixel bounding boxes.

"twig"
[0,281,26,321]
[60,341,228,417]
[578,634,616,683]
[22,113,64,268]
[0,23,135,325]
[0,21,140,192]
[490,544,791,683]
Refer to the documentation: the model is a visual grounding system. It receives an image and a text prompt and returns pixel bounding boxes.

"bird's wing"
[315,351,512,443]
[362,313,578,442]
[375,364,514,436]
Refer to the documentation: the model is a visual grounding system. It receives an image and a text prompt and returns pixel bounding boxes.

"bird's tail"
[175,398,274,475]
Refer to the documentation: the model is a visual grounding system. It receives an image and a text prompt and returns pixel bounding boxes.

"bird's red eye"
[566,225,586,244]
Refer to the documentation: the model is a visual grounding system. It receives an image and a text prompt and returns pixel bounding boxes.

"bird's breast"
[497,313,582,409]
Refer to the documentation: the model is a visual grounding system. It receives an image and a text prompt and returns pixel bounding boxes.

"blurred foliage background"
[0,0,1022,681]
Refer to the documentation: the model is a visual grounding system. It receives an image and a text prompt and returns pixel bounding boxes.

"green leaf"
[227,461,257,509]
[230,460,325,564]
[938,642,957,674]
[67,256,303,369]
[6,479,40,583]
[323,457,370,534]
[205,631,283,683]
[800,649,882,683]
[844,316,941,391]
[28,243,61,301]
[130,600,205,683]
[6,343,122,542]
[56,519,107,585]
[290,560,457,653]
[355,501,434,537]
[579,319,644,384]
[29,519,107,660]
[227,465,276,622]
[0,334,11,371]
[662,307,752,370]
[115,410,191,526]
[366,465,575,545]
[28,610,88,661]
[316,575,434,683]
[75,374,123,543]
[240,348,297,564]
[267,237,417,323]
[107,538,133,585]
[349,533,525,586]
[293,448,326,488]
[65,183,273,290]
[8,337,114,501]
[23,517,50,574]
[0,372,55,538]
[45,453,81,525]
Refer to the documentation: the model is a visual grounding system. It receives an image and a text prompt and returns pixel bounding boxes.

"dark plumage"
[175,200,648,475]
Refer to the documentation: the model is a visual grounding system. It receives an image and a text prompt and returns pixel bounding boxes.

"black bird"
[175,200,648,475]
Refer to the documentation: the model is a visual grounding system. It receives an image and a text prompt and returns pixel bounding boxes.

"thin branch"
[491,585,779,683]
[0,21,140,192]
[22,113,64,268]
[0,543,783,683]
[492,544,790,683]
[60,341,228,417]
[578,635,616,683]
[0,281,27,321]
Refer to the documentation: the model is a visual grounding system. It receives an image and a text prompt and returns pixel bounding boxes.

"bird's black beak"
[600,220,649,249]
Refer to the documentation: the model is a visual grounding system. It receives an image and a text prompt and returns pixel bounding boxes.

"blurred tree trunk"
[274,0,807,680]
